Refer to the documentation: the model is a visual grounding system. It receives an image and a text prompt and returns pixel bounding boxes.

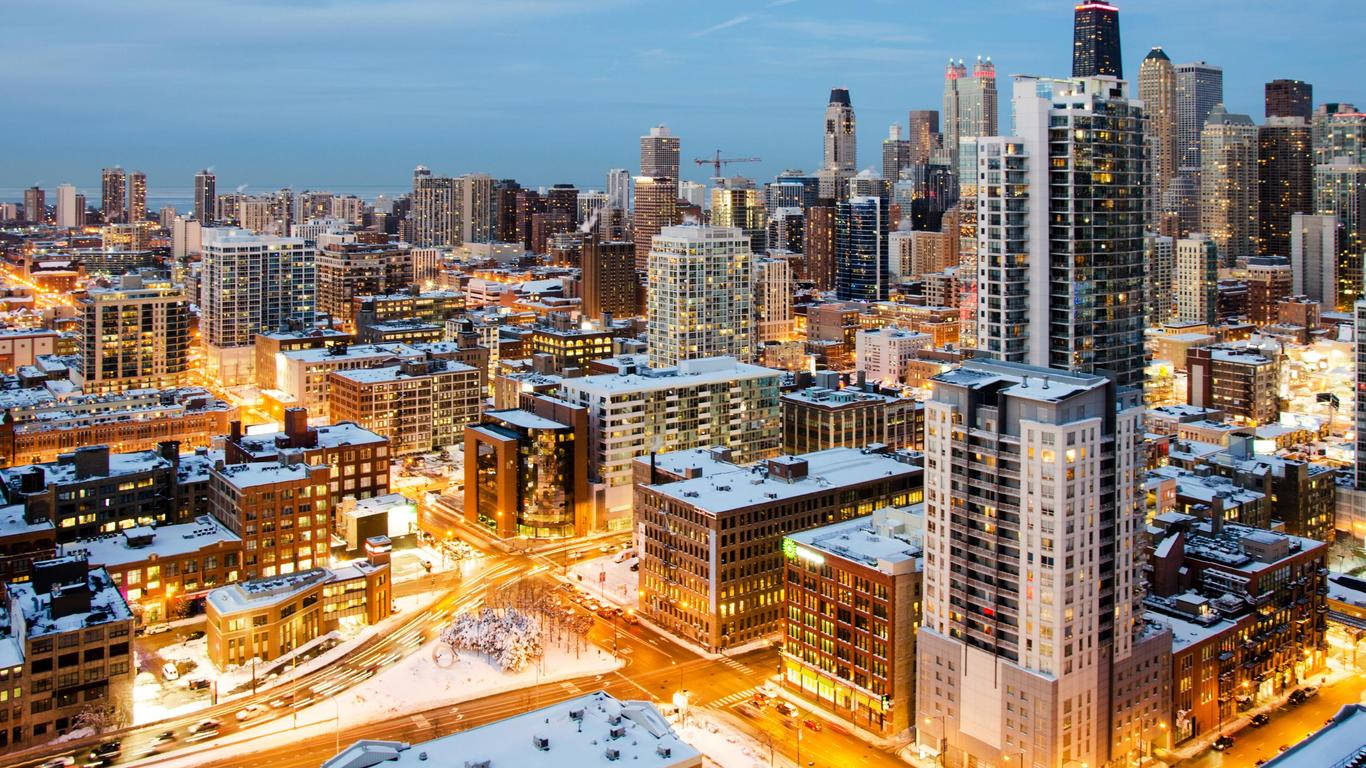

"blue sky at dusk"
[2,0,1363,196]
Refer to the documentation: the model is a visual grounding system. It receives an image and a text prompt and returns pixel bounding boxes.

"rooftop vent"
[604,747,621,761]
[532,734,550,751]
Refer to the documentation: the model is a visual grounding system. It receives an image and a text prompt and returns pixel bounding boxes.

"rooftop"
[321,691,700,768]
[8,566,132,638]
[786,506,923,575]
[207,560,383,615]
[279,343,421,365]
[64,516,239,569]
[328,359,475,384]
[213,462,324,490]
[231,421,387,457]
[488,409,571,431]
[558,356,779,396]
[644,447,920,515]
[1263,704,1366,767]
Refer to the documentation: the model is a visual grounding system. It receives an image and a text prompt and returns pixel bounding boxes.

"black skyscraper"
[1072,2,1123,79]
[1265,79,1313,120]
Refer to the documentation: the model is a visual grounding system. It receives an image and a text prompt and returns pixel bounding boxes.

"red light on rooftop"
[1075,2,1118,9]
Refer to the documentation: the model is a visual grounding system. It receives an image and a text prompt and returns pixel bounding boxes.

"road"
[1175,673,1366,767]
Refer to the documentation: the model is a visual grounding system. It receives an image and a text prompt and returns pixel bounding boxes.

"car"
[1255,759,1268,766]
[269,695,294,709]
[629,562,639,572]
[597,606,621,619]
[89,742,121,760]
[144,623,172,635]
[803,718,823,732]
[161,662,180,680]
[621,613,640,626]
[567,551,583,561]
[153,731,176,744]
[38,758,75,768]
[1212,736,1235,752]
[189,719,221,735]
[599,544,614,553]
[1288,689,1309,705]
[185,630,206,641]
[186,677,211,691]
[1250,713,1270,727]
[236,704,265,722]
[774,702,797,717]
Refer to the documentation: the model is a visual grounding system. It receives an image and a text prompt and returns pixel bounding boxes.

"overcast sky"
[2,0,1362,196]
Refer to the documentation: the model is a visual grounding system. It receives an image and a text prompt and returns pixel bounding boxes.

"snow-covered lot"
[567,553,639,609]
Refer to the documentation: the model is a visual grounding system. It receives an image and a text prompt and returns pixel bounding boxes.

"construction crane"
[694,150,761,181]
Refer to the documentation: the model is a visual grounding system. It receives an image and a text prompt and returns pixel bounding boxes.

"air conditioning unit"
[532,734,550,751]
[604,747,621,761]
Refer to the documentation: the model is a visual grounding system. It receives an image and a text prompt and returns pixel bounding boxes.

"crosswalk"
[706,688,755,708]
[718,656,753,676]
[560,680,583,695]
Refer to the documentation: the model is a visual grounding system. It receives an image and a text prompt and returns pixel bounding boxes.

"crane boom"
[693,149,761,180]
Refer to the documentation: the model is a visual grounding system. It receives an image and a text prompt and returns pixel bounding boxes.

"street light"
[921,714,947,767]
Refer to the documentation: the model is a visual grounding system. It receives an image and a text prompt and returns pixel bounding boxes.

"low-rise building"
[205,558,390,669]
[853,325,931,386]
[782,380,921,454]
[270,342,424,418]
[782,506,922,735]
[1187,344,1281,425]
[327,357,481,456]
[64,516,241,625]
[254,327,353,392]
[223,409,390,509]
[323,691,701,768]
[1,557,135,751]
[527,313,615,373]
[634,446,923,651]
[208,461,332,580]
[354,319,445,346]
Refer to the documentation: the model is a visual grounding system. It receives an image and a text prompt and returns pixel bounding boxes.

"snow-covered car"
[161,662,180,681]
[612,549,635,563]
[235,704,265,722]
[144,624,171,635]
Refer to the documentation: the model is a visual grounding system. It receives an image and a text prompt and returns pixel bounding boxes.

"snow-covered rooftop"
[64,516,239,569]
[329,359,474,384]
[321,691,701,768]
[207,560,382,615]
[213,462,322,490]
[786,506,923,575]
[2,450,171,488]
[232,421,387,457]
[558,356,779,396]
[279,342,420,365]
[1143,608,1233,651]
[646,447,920,515]
[0,503,53,537]
[8,566,132,638]
[487,409,570,431]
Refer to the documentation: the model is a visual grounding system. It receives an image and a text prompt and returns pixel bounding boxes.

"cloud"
[691,13,755,37]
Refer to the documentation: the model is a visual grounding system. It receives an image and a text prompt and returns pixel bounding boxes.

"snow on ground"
[567,553,639,609]
[677,710,798,768]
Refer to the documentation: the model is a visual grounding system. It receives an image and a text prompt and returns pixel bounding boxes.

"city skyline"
[2,0,1362,192]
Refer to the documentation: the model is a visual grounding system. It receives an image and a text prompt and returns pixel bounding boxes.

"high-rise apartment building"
[646,225,753,367]
[458,173,494,244]
[1144,233,1175,325]
[315,232,412,324]
[76,272,190,394]
[200,227,316,386]
[101,167,127,224]
[1072,1,1123,78]
[1356,300,1366,487]
[327,357,481,456]
[126,170,146,222]
[1139,48,1177,223]
[631,175,679,269]
[918,358,1153,768]
[1200,105,1259,267]
[1266,78,1312,120]
[194,169,216,223]
[581,235,638,321]
[908,109,941,165]
[835,195,889,302]
[1313,108,1366,308]
[806,200,837,291]
[1175,62,1225,233]
[754,256,795,343]
[1259,116,1313,259]
[1291,212,1337,306]
[882,123,912,181]
[411,169,458,247]
[55,184,82,228]
[976,75,1147,388]
[23,186,44,224]
[640,124,680,179]
[942,57,998,165]
[710,178,766,253]
[606,168,630,210]
[1175,234,1219,324]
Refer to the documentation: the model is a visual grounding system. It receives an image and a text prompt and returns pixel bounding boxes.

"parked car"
[185,677,210,691]
[145,624,171,635]
[1212,736,1235,751]
[774,702,797,717]
[599,543,614,553]
[803,718,823,732]
[161,662,180,681]
[185,630,206,641]
[1250,713,1270,727]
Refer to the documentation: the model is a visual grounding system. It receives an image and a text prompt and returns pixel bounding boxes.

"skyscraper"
[639,124,680,179]
[1175,62,1224,233]
[1072,1,1123,78]
[819,88,857,199]
[834,194,889,302]
[1312,107,1366,308]
[1266,79,1313,120]
[56,183,82,228]
[581,234,638,321]
[1291,213,1337,307]
[411,171,458,247]
[918,358,1151,768]
[606,168,630,210]
[1258,116,1313,258]
[101,167,127,224]
[23,186,44,224]
[632,176,680,269]
[942,57,998,166]
[753,256,795,342]
[199,227,316,386]
[805,200,837,291]
[1144,233,1175,325]
[1139,47,1177,224]
[1200,105,1259,267]
[646,224,753,367]
[194,169,216,224]
[1175,234,1219,324]
[710,178,767,253]
[881,124,912,181]
[126,170,147,223]
[908,109,941,164]
[977,75,1147,388]
[459,173,494,244]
